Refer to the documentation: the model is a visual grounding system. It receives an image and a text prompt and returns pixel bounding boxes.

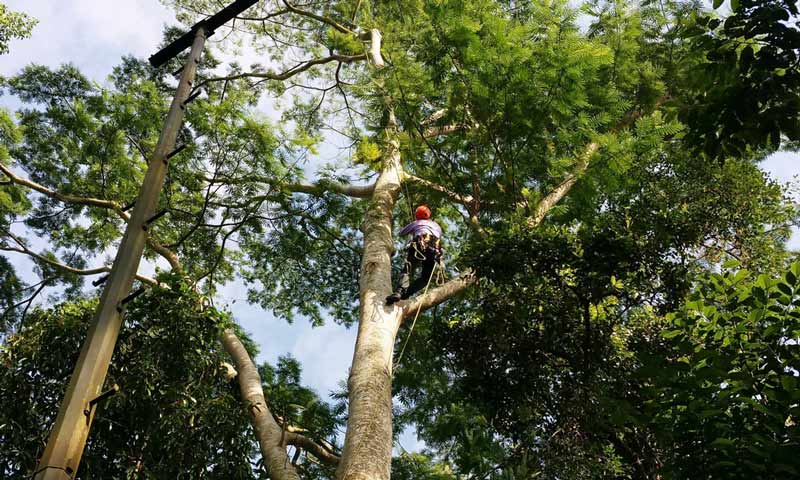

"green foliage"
[0,256,24,329]
[392,452,457,479]
[639,262,800,478]
[0,278,260,478]
[0,275,340,478]
[0,4,36,55]
[394,144,794,476]
[0,108,30,228]
[680,0,800,159]
[0,58,294,293]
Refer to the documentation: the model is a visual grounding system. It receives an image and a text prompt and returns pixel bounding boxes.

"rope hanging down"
[394,260,439,368]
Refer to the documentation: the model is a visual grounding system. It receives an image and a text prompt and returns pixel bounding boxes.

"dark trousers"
[397,245,438,299]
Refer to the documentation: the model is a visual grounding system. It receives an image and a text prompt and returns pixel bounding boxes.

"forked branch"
[220,329,301,480]
[528,142,598,228]
[285,432,341,466]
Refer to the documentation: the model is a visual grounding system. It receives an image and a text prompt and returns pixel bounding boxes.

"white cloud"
[761,151,800,250]
[0,0,174,81]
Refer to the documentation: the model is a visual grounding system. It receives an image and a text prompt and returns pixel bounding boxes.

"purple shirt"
[399,219,442,239]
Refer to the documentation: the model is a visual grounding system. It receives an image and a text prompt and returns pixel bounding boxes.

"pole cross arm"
[148,0,259,67]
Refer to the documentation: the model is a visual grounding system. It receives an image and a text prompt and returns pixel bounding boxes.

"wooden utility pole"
[32,27,207,480]
[32,2,258,478]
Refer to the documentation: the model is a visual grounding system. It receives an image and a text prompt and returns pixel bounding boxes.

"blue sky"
[1,0,798,456]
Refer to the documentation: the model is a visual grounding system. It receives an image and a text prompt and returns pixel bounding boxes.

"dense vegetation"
[1,0,799,478]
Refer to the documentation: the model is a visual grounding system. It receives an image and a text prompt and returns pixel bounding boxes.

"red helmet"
[415,205,431,220]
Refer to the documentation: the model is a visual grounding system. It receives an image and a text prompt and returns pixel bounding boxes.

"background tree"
[0,4,36,55]
[0,276,342,478]
[680,0,800,158]
[639,261,800,478]
[1,0,799,479]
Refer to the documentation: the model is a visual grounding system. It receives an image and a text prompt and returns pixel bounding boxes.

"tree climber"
[386,205,444,305]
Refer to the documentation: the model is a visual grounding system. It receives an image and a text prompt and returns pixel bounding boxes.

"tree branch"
[220,329,301,480]
[0,163,120,210]
[202,174,375,198]
[528,142,598,228]
[282,0,356,35]
[401,271,477,320]
[1,163,182,271]
[422,123,466,139]
[365,29,385,68]
[1,231,160,288]
[285,432,341,466]
[402,172,474,207]
[283,179,375,198]
[420,109,448,126]
[195,54,367,91]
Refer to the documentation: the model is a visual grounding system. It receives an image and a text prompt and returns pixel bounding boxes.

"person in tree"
[386,205,444,305]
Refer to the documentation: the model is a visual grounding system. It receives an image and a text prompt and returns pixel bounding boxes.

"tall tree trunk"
[337,119,404,480]
[220,329,301,480]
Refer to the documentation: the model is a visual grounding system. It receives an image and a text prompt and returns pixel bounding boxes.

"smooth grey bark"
[336,121,404,480]
[220,329,301,480]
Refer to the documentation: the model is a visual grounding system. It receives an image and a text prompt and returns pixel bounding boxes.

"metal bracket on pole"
[116,287,146,312]
[121,200,136,212]
[83,384,119,418]
[142,210,168,231]
[92,275,110,287]
[165,144,186,162]
[172,65,184,77]
[181,89,203,108]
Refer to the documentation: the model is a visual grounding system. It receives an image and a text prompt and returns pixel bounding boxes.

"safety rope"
[394,260,438,368]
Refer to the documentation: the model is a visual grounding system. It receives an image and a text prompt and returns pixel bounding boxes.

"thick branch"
[282,0,355,35]
[366,29,384,68]
[402,271,477,320]
[420,109,448,126]
[0,163,119,210]
[422,123,465,139]
[196,54,367,91]
[285,432,340,466]
[202,174,375,199]
[284,179,375,198]
[528,142,598,228]
[220,329,300,480]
